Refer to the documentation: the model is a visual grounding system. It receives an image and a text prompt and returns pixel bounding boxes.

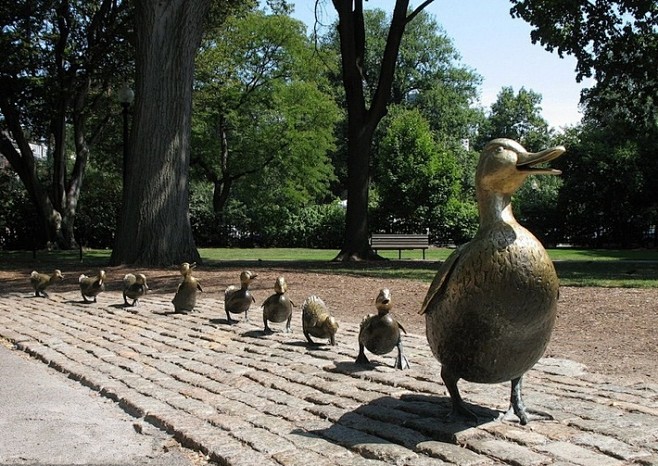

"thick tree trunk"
[334,122,382,261]
[110,0,209,266]
[331,0,421,261]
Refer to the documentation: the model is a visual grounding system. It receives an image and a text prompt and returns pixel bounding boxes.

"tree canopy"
[0,0,132,249]
[510,0,658,126]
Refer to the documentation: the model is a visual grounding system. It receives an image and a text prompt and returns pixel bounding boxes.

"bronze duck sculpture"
[356,288,409,369]
[79,270,106,303]
[224,270,257,324]
[262,276,295,334]
[419,138,565,425]
[123,273,148,307]
[30,269,63,298]
[172,262,203,313]
[301,295,338,346]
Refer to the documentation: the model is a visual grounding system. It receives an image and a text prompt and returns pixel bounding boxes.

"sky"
[291,0,595,130]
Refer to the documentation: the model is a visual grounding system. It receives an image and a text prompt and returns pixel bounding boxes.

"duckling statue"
[262,276,295,334]
[171,262,203,313]
[420,138,565,425]
[301,295,338,346]
[30,269,63,298]
[79,270,106,303]
[224,270,257,324]
[356,288,409,369]
[123,273,148,307]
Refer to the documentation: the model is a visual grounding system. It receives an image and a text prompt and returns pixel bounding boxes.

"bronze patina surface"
[171,262,203,313]
[356,288,410,369]
[79,269,106,303]
[262,276,295,333]
[224,270,257,323]
[301,295,338,346]
[123,272,148,307]
[29,269,63,298]
[420,138,565,424]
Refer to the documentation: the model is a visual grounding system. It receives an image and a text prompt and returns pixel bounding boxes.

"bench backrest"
[370,233,429,248]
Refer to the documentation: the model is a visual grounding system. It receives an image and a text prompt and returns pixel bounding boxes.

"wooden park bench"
[370,231,430,259]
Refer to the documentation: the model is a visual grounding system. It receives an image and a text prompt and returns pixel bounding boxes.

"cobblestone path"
[1,291,657,465]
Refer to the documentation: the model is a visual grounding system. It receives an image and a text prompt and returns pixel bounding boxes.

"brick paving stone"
[2,290,658,465]
[470,437,552,465]
[537,441,625,466]
[415,440,493,465]
[572,432,653,461]
[482,423,550,446]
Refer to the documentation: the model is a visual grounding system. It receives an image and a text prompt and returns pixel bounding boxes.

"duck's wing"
[302,308,318,328]
[225,285,237,299]
[418,244,464,315]
[397,321,407,334]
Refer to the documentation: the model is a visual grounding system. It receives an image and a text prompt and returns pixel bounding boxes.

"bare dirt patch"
[2,262,656,383]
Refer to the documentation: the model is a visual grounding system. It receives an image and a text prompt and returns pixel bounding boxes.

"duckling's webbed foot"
[394,340,410,370]
[284,316,292,333]
[263,319,274,334]
[303,332,317,346]
[355,344,370,365]
[442,365,479,423]
[226,311,236,324]
[508,376,552,425]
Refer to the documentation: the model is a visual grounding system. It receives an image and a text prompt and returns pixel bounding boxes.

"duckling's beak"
[516,145,565,175]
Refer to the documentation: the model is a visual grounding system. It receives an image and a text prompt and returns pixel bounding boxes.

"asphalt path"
[0,342,203,466]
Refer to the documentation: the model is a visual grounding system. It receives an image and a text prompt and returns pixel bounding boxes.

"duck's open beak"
[517,145,566,175]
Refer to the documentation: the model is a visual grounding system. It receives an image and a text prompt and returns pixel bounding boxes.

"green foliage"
[510,0,658,126]
[555,125,654,247]
[513,175,563,246]
[74,168,121,248]
[192,8,340,217]
[477,86,551,151]
[189,179,345,248]
[0,170,39,249]
[372,107,471,244]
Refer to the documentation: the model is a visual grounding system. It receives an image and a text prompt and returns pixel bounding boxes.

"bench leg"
[398,249,402,260]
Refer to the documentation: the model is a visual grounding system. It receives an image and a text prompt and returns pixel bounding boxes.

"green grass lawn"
[2,247,657,288]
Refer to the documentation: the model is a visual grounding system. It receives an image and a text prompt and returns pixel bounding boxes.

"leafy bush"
[74,169,121,248]
[0,169,40,249]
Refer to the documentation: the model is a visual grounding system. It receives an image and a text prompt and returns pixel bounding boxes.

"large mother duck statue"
[420,138,566,425]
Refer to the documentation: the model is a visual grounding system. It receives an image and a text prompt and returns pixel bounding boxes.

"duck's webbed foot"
[442,365,479,423]
[284,316,292,333]
[263,319,274,334]
[508,376,553,425]
[226,311,237,324]
[355,344,370,365]
[303,331,317,346]
[394,340,410,370]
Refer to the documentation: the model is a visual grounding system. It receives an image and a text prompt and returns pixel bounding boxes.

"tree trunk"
[110,0,209,266]
[331,0,430,261]
[0,99,67,249]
